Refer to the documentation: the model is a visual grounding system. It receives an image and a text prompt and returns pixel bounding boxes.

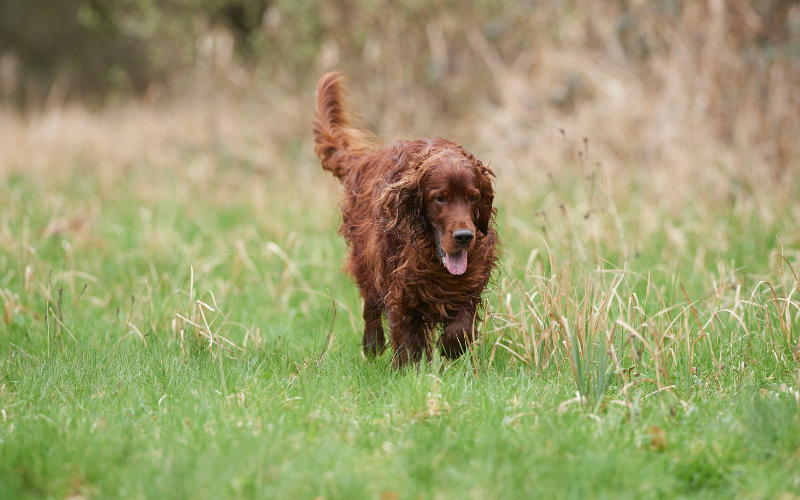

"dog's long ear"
[378,170,424,233]
[476,164,496,236]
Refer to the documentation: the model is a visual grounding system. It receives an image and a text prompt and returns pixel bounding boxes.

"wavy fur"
[312,72,376,181]
[313,73,500,367]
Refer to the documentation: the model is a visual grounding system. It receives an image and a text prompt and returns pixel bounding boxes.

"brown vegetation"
[2,2,797,198]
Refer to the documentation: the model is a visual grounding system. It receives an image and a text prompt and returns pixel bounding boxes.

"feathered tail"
[313,72,375,181]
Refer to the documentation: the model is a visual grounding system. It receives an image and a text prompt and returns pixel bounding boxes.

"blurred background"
[1,0,800,284]
[2,1,799,189]
[1,0,800,374]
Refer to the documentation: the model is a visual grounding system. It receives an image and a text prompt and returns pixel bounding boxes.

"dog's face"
[380,146,495,276]
[424,159,482,275]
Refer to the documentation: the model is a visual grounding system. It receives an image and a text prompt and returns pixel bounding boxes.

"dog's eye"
[435,195,446,204]
[468,195,478,203]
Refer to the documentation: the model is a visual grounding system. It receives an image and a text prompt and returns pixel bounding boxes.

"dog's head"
[379,141,495,275]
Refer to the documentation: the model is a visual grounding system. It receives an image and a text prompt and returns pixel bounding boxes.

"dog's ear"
[475,164,496,236]
[379,170,424,232]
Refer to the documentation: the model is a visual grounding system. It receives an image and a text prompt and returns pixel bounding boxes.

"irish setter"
[313,72,499,367]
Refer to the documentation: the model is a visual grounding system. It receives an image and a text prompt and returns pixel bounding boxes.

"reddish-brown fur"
[313,72,499,367]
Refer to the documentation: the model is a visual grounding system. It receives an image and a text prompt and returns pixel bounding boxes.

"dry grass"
[0,0,800,498]
[1,1,799,392]
[1,4,800,496]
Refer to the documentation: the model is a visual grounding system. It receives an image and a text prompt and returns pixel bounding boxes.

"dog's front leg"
[387,310,427,368]
[361,297,386,356]
[440,303,479,359]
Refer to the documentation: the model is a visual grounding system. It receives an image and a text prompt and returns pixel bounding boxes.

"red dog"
[313,73,499,366]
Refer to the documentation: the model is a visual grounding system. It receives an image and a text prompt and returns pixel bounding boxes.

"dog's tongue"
[444,250,468,275]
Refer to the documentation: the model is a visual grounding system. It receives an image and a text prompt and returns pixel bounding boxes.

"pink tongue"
[444,250,468,275]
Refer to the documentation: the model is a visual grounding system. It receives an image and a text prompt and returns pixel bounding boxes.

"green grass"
[1,163,799,499]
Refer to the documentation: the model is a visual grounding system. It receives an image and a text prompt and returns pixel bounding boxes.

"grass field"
[1,101,800,499]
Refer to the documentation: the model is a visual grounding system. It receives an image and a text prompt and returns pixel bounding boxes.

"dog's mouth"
[436,239,468,275]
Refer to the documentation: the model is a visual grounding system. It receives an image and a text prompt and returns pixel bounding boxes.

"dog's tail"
[313,72,375,182]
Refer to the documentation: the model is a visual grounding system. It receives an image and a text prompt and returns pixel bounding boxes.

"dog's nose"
[453,229,474,245]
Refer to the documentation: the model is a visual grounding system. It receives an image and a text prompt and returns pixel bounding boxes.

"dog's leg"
[387,311,427,368]
[362,298,386,356]
[440,303,479,359]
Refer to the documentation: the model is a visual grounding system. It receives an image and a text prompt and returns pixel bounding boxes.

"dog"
[313,72,499,367]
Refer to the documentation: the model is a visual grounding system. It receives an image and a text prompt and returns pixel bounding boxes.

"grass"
[1,137,800,499]
[3,2,800,496]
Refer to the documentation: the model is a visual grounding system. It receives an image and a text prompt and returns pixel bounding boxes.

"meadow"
[2,1,800,498]
[0,96,798,499]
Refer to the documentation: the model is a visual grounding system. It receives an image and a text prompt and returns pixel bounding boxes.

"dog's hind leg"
[362,297,386,356]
